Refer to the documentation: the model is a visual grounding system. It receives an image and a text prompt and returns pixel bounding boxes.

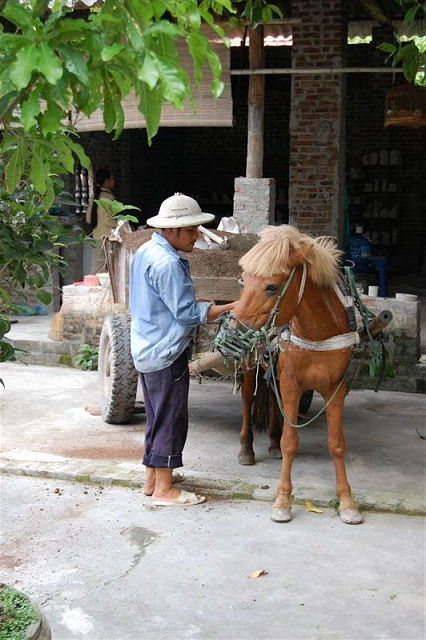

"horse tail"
[251,373,281,434]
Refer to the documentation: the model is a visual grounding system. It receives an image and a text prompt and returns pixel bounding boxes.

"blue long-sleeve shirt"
[130,232,210,373]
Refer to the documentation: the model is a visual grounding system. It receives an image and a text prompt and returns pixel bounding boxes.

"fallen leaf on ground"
[85,404,101,416]
[248,569,268,579]
[304,500,323,514]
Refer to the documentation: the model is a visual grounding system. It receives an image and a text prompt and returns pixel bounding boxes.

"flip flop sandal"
[152,490,206,507]
[143,472,185,496]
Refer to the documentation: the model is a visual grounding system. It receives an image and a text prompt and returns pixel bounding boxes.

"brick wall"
[289,0,347,240]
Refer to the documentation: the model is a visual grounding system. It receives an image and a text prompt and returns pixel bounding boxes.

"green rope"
[342,266,385,379]
[343,266,375,340]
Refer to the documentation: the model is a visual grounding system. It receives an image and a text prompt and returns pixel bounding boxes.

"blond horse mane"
[239,225,342,287]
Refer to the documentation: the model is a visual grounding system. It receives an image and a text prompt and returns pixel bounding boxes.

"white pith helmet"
[146,193,215,228]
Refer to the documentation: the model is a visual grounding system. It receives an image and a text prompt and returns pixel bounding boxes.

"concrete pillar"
[289,0,347,243]
[233,177,276,233]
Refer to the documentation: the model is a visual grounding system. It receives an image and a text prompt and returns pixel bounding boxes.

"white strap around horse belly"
[285,330,360,351]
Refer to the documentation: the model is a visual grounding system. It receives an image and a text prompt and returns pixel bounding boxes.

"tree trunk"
[246,25,265,178]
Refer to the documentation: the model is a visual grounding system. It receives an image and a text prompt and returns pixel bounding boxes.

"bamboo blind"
[74,38,232,131]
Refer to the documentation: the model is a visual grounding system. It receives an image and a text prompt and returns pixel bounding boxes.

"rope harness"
[214,264,386,428]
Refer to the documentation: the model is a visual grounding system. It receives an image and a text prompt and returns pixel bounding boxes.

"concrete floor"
[1,474,424,640]
[2,311,425,640]
[1,361,425,515]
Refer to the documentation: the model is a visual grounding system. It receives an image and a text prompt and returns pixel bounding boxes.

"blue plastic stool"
[369,256,388,297]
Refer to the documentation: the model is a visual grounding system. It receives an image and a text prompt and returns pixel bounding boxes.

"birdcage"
[384,84,426,128]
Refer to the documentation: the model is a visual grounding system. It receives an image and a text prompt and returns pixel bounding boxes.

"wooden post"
[246,25,265,178]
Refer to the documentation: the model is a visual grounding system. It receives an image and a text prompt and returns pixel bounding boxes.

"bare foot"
[143,467,156,496]
[143,471,185,496]
[152,486,182,503]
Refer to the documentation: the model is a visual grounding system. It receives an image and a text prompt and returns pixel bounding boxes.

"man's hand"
[207,300,237,322]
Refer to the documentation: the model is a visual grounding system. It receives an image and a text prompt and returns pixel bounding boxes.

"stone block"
[233,177,276,234]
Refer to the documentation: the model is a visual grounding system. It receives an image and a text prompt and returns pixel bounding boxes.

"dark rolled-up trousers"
[140,350,189,469]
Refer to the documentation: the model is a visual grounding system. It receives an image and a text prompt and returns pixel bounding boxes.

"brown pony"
[217,225,363,525]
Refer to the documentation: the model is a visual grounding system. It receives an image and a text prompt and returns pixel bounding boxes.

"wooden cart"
[98,229,255,423]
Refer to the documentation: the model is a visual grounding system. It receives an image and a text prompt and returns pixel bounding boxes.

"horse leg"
[238,369,256,465]
[271,397,300,523]
[268,392,282,459]
[325,387,364,525]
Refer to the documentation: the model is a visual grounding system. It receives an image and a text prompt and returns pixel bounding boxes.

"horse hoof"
[339,508,364,525]
[238,453,255,466]
[271,508,292,523]
[268,446,282,459]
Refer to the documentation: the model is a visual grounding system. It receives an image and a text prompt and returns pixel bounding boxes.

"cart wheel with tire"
[98,313,138,424]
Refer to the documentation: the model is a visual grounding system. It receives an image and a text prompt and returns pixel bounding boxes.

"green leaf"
[147,21,184,38]
[116,213,139,223]
[156,57,187,109]
[138,52,160,89]
[5,141,24,192]
[378,42,397,54]
[102,81,116,132]
[101,43,125,62]
[109,68,132,98]
[113,100,125,139]
[0,340,16,363]
[0,33,32,54]
[151,0,167,20]
[37,42,63,85]
[58,45,89,85]
[206,48,224,98]
[33,272,46,288]
[40,101,64,136]
[20,87,41,131]
[33,238,53,251]
[13,262,27,287]
[188,31,208,85]
[97,199,141,215]
[138,83,162,142]
[0,92,17,123]
[1,1,33,29]
[66,138,90,169]
[47,77,70,110]
[404,4,420,23]
[54,139,75,173]
[33,0,50,19]
[56,18,93,38]
[30,146,48,194]
[0,316,11,339]
[126,0,154,22]
[36,290,52,305]
[9,43,39,90]
[187,5,201,30]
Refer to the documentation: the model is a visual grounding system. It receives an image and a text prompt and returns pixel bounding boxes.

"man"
[130,193,235,507]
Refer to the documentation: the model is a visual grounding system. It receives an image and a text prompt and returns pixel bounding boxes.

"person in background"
[85,167,116,273]
[129,193,235,507]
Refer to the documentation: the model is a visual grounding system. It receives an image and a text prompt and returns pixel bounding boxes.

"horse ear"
[289,243,313,266]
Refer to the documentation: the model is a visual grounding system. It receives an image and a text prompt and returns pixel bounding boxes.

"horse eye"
[265,284,279,295]
[238,278,244,287]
